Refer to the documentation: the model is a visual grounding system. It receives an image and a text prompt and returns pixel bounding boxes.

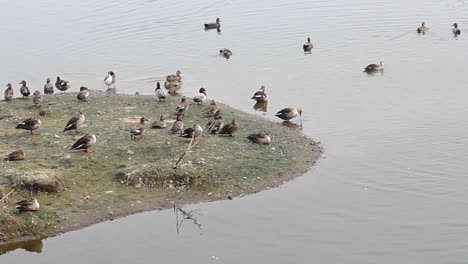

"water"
[2,0,468,263]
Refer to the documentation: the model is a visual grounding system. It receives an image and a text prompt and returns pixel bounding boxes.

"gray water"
[2,0,468,263]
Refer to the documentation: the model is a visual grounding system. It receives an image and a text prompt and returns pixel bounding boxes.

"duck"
[204,18,221,29]
[151,115,167,129]
[251,85,267,102]
[16,117,41,134]
[171,115,184,135]
[77,87,89,102]
[55,76,69,93]
[154,81,167,101]
[303,37,313,52]
[164,80,181,94]
[208,115,224,134]
[16,198,40,212]
[247,132,271,144]
[130,117,149,140]
[44,78,54,94]
[33,90,42,104]
[19,80,30,98]
[363,61,384,73]
[70,134,97,153]
[166,70,182,82]
[176,96,189,115]
[417,22,427,34]
[206,109,223,128]
[275,107,302,122]
[452,23,461,35]
[104,71,116,90]
[4,83,13,101]
[181,124,203,139]
[64,111,85,133]
[219,119,240,137]
[193,87,207,104]
[219,48,232,59]
[203,100,219,116]
[5,150,25,161]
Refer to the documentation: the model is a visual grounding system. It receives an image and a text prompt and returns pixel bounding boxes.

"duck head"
[156,81,161,89]
[260,85,266,91]
[176,70,181,75]
[181,96,187,102]
[297,108,303,116]
[307,37,311,43]
[33,90,41,96]
[159,115,166,121]
[46,78,51,83]
[421,22,425,27]
[56,76,61,81]
[80,86,89,91]
[19,80,27,85]
[199,87,207,95]
[453,23,458,28]
[216,18,221,23]
[108,71,115,76]
[140,116,149,123]
[380,61,384,67]
[6,83,12,88]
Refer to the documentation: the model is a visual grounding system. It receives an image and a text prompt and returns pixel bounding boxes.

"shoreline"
[0,91,322,246]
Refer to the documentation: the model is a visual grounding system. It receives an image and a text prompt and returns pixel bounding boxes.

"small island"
[0,91,321,244]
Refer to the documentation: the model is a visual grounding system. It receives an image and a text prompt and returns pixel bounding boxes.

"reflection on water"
[0,239,43,255]
[280,121,302,130]
[253,100,268,112]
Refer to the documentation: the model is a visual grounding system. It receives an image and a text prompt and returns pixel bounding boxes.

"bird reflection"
[0,239,43,255]
[253,100,268,112]
[281,121,302,130]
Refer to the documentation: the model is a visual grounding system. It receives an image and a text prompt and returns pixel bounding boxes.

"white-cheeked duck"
[16,117,41,134]
[64,111,85,133]
[275,107,302,122]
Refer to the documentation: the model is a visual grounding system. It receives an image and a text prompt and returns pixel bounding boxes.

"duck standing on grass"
[206,109,223,128]
[193,87,207,104]
[208,115,224,134]
[44,78,54,94]
[16,117,41,134]
[171,115,184,135]
[55,76,69,93]
[104,71,116,90]
[275,107,302,122]
[33,90,42,104]
[303,37,313,52]
[130,117,149,140]
[16,198,40,212]
[5,150,25,161]
[4,83,13,101]
[71,134,96,153]
[155,81,167,101]
[452,23,461,35]
[152,115,167,129]
[251,85,267,102]
[19,80,30,98]
[181,124,203,144]
[247,132,271,144]
[64,111,85,133]
[77,87,89,102]
[363,61,384,73]
[176,97,189,115]
[204,18,221,29]
[219,119,240,137]
[203,100,219,116]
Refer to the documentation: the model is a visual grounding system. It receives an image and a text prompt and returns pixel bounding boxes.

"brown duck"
[247,132,271,144]
[16,198,40,212]
[16,117,41,134]
[4,83,13,101]
[151,115,167,129]
[5,150,25,161]
[219,119,240,136]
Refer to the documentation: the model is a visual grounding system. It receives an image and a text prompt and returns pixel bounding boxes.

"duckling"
[171,115,184,135]
[303,37,313,52]
[4,83,13,101]
[275,107,302,122]
[151,115,167,129]
[219,119,240,137]
[247,132,271,144]
[5,150,25,161]
[204,18,221,29]
[55,76,69,93]
[219,48,232,59]
[251,85,267,102]
[16,117,41,134]
[64,111,85,133]
[155,81,167,101]
[208,115,224,134]
[181,124,203,139]
[33,90,42,104]
[176,96,189,115]
[70,134,96,153]
[44,78,54,94]
[203,100,219,116]
[166,70,182,82]
[453,23,461,35]
[193,87,207,104]
[19,80,30,98]
[16,198,40,212]
[164,80,181,94]
[104,71,116,90]
[130,117,149,140]
[206,109,223,128]
[417,22,427,34]
[77,87,89,102]
[363,61,384,73]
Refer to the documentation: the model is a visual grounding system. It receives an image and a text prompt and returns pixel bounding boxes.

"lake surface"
[2,0,468,263]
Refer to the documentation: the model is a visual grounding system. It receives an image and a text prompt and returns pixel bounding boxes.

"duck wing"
[64,116,79,131]
[71,135,92,150]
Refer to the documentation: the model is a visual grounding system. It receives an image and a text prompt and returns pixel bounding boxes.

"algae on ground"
[0,91,321,244]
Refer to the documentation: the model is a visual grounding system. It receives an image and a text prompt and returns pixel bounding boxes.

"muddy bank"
[0,91,321,245]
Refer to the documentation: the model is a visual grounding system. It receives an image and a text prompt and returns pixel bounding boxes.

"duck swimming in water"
[64,111,85,133]
[452,23,461,35]
[363,61,384,73]
[251,85,267,102]
[193,87,207,104]
[71,134,96,153]
[55,76,69,93]
[219,48,232,59]
[204,18,221,29]
[16,198,40,212]
[19,80,30,98]
[16,117,41,134]
[5,149,25,161]
[417,22,427,34]
[44,78,54,94]
[275,107,302,122]
[247,132,271,144]
[4,83,13,101]
[303,37,313,52]
[155,81,167,101]
[104,71,116,90]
